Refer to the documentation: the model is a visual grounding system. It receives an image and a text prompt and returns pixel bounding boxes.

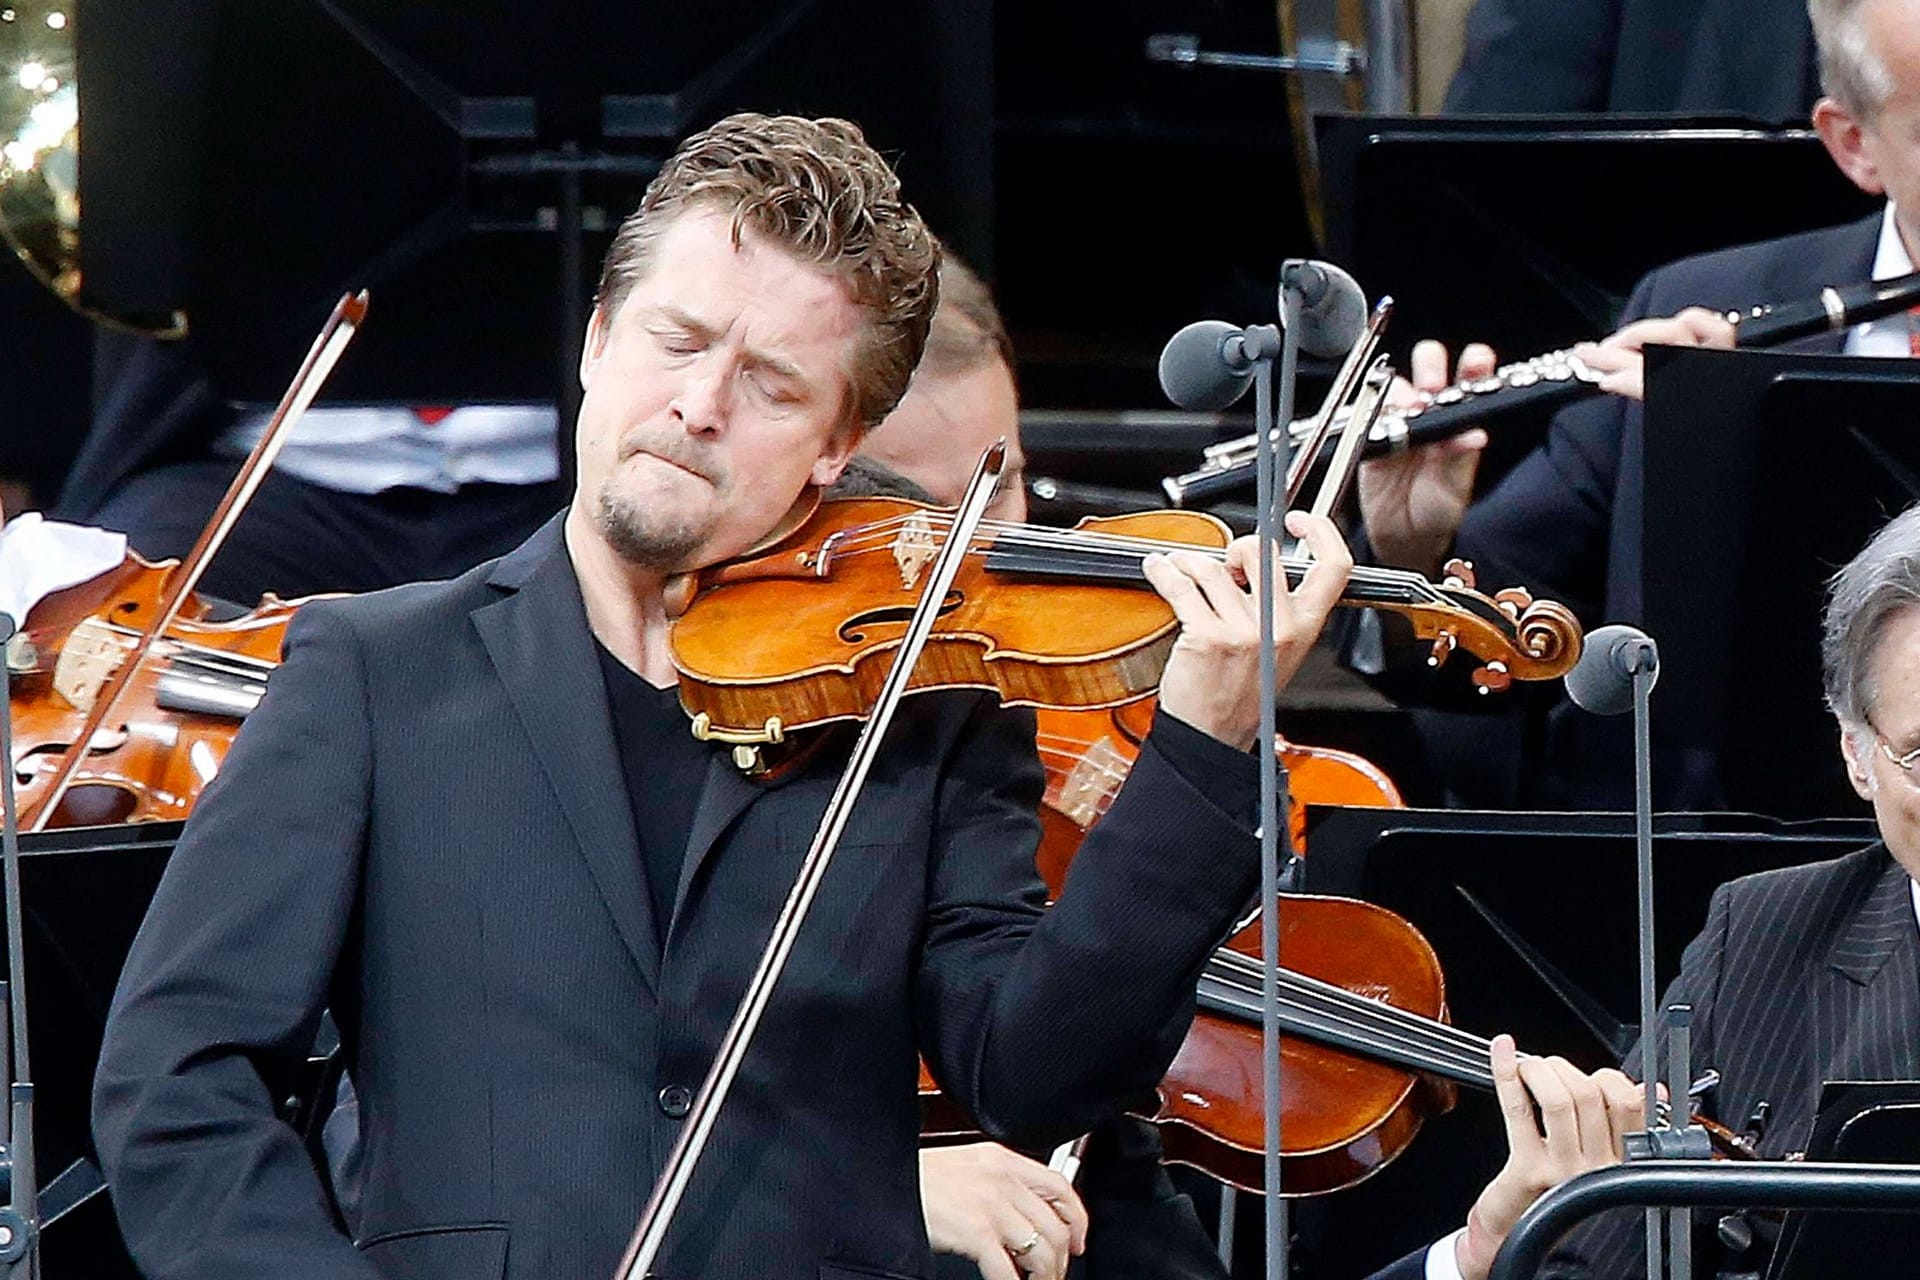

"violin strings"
[87,622,280,673]
[1201,950,1496,1085]
[1207,946,1496,1067]
[821,515,1450,603]
[1198,964,1494,1087]
[1206,946,1496,1067]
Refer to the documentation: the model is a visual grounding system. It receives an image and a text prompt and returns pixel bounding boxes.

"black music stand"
[1642,346,1920,820]
[1283,806,1874,1279]
[1767,1083,1920,1277]
[1315,115,1878,360]
[0,821,182,1280]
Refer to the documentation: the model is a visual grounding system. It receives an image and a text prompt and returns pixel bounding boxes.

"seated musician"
[89,113,1355,1280]
[1537,500,1920,1275]
[857,255,1645,1280]
[1358,0,1919,808]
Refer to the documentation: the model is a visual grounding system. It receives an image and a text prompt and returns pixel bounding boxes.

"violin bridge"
[52,618,120,713]
[893,513,939,591]
[1056,734,1128,828]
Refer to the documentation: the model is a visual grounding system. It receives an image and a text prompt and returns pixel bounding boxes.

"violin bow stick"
[614,441,1010,1280]
[1306,356,1393,525]
[23,292,369,833]
[1280,299,1390,511]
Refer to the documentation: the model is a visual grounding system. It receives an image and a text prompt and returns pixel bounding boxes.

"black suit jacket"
[1437,211,1883,807]
[1444,0,1818,123]
[1549,843,1920,1275]
[56,332,232,522]
[92,516,1262,1280]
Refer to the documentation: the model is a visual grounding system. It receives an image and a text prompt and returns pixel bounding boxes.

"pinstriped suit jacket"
[1546,842,1920,1276]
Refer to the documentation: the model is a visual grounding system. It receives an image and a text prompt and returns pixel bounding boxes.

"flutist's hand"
[1357,339,1495,576]
[1571,307,1735,402]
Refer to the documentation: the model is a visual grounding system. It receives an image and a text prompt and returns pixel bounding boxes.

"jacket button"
[658,1085,693,1118]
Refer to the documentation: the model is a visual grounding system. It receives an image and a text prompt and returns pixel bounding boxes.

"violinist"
[845,254,1648,1280]
[89,112,1353,1280]
[1535,500,1920,1276]
[1357,0,1920,809]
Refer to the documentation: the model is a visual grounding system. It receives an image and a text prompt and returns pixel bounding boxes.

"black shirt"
[595,642,717,946]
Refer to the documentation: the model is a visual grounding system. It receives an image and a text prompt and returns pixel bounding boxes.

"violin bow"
[22,291,369,833]
[1281,298,1390,511]
[614,441,1009,1279]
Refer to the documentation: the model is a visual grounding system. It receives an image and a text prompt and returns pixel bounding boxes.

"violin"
[8,551,298,828]
[11,290,366,832]
[927,692,1436,1194]
[669,496,1583,756]
[1033,697,1401,897]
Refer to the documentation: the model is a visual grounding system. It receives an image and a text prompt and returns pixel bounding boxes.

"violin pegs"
[1471,661,1511,694]
[1442,557,1477,590]
[1492,587,1534,621]
[1427,631,1457,668]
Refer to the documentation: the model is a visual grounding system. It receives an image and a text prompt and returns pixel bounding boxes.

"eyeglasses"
[1869,719,1920,776]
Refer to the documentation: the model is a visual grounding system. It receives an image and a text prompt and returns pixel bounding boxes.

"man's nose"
[671,362,730,435]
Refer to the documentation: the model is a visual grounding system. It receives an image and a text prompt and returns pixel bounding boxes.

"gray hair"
[1823,503,1920,733]
[1809,0,1899,119]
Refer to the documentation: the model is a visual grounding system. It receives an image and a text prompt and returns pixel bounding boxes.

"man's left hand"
[1572,306,1736,402]
[1143,510,1353,750]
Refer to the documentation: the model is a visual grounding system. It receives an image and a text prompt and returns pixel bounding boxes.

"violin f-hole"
[838,591,964,644]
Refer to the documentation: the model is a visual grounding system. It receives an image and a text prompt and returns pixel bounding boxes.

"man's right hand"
[920,1142,1088,1280]
[1356,339,1494,576]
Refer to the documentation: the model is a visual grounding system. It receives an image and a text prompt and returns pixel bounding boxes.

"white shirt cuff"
[1425,1226,1470,1280]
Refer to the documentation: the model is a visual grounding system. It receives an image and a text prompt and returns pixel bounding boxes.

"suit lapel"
[472,518,662,991]
[669,749,786,938]
[1813,853,1920,1085]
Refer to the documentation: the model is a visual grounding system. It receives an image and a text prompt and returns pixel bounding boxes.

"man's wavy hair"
[594,112,941,432]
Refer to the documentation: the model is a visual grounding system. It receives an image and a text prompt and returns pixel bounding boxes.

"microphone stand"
[1571,630,1707,1280]
[1256,286,1293,1280]
[0,611,37,1279]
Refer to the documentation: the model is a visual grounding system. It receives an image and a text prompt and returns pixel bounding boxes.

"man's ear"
[579,307,609,389]
[1815,97,1887,196]
[1841,725,1878,802]
[809,419,862,489]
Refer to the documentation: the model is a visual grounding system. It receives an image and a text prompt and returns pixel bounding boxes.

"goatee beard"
[595,482,708,571]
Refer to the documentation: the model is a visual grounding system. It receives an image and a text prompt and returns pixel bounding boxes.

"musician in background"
[869,256,1645,1280]
[1540,501,1920,1276]
[1359,0,1920,809]
[1446,0,1818,121]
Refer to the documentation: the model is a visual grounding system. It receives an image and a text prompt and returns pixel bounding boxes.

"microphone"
[1157,320,1281,411]
[1733,269,1920,347]
[1564,624,1660,717]
[1279,259,1368,359]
